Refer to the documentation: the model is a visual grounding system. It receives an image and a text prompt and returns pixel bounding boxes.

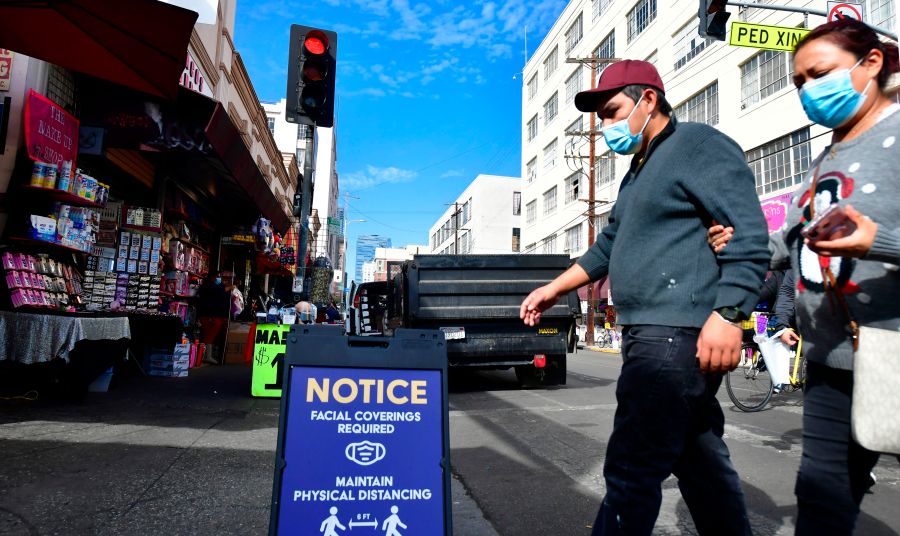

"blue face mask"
[601,97,652,155]
[215,277,222,285]
[799,57,871,128]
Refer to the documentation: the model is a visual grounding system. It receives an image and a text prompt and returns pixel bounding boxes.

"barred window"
[526,200,537,224]
[543,45,559,81]
[46,65,77,114]
[267,117,275,133]
[567,117,585,153]
[867,0,895,29]
[594,31,616,77]
[527,114,538,142]
[674,81,719,126]
[595,211,611,231]
[565,67,583,106]
[543,138,558,171]
[673,21,711,71]
[543,186,558,216]
[512,228,521,253]
[544,92,559,125]
[527,74,538,100]
[565,14,584,54]
[627,0,657,43]
[513,192,522,216]
[592,0,614,21]
[542,234,558,254]
[594,150,616,189]
[565,223,583,254]
[745,128,811,195]
[740,50,789,109]
[526,157,537,183]
[565,172,580,204]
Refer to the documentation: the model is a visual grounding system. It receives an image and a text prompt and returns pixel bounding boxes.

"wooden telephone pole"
[565,54,618,346]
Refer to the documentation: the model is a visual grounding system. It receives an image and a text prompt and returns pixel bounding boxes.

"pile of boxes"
[148,343,191,377]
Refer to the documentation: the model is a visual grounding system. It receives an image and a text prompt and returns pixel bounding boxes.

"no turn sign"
[827,1,866,22]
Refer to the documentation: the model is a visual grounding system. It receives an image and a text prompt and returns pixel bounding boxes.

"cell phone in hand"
[801,204,857,242]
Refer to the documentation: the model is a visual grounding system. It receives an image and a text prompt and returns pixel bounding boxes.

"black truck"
[349,254,580,385]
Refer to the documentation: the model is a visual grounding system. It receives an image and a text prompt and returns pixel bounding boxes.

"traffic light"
[286,25,338,128]
[698,0,731,41]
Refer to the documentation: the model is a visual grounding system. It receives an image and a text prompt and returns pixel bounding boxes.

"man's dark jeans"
[591,325,751,536]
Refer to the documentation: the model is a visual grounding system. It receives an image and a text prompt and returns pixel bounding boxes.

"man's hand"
[780,329,801,346]
[697,313,743,373]
[807,205,877,258]
[520,284,561,326]
[707,223,734,254]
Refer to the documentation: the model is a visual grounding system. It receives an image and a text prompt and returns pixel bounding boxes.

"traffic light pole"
[297,128,316,294]
[711,1,897,40]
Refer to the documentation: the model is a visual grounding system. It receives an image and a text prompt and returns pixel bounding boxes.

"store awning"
[576,277,611,301]
[0,0,197,99]
[204,103,293,233]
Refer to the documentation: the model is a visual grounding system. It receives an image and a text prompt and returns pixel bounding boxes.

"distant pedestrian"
[520,59,769,535]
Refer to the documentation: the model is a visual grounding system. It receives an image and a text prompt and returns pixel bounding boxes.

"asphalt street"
[448,349,900,535]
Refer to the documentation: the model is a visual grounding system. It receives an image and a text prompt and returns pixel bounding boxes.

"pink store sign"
[24,89,79,167]
[760,192,794,235]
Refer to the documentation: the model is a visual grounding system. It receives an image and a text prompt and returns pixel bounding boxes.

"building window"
[565,14,584,54]
[296,148,306,169]
[459,232,470,254]
[543,138,558,171]
[267,116,276,133]
[740,50,789,109]
[512,228,521,252]
[525,243,537,254]
[595,150,616,189]
[673,20,711,71]
[513,192,522,215]
[867,0,895,29]
[526,157,537,184]
[745,127,811,195]
[565,173,580,204]
[544,92,559,125]
[594,31,616,77]
[565,223,583,254]
[46,65,77,114]
[462,198,472,224]
[526,200,537,224]
[543,45,558,81]
[645,50,658,65]
[627,0,657,43]
[297,124,312,140]
[596,211,610,230]
[674,81,719,126]
[543,234,558,253]
[543,186,558,216]
[566,117,585,153]
[565,67,583,106]
[527,114,538,142]
[592,0,613,21]
[527,74,538,100]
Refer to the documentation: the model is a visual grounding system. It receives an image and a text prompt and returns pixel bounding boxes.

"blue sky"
[234,0,567,281]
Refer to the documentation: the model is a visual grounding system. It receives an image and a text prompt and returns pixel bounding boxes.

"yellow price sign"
[729,21,810,52]
[251,324,291,398]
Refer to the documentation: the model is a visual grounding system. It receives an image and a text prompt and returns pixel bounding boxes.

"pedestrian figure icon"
[320,506,346,535]
[381,505,407,536]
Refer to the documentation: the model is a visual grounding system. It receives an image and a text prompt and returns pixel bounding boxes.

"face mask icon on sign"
[345,440,387,466]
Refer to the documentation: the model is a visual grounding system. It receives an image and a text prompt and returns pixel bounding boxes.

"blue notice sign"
[276,366,445,535]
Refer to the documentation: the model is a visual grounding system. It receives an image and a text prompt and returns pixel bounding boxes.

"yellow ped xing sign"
[251,324,291,398]
[729,21,810,52]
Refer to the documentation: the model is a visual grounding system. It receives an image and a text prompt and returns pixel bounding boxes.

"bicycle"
[725,335,806,412]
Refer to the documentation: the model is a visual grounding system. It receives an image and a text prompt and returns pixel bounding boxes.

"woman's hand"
[780,329,801,346]
[807,205,878,258]
[707,223,734,254]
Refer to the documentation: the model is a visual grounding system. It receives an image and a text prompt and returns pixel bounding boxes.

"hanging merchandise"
[308,255,333,305]
[252,217,274,254]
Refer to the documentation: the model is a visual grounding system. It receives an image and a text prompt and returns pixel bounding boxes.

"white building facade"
[428,175,523,254]
[521,0,897,258]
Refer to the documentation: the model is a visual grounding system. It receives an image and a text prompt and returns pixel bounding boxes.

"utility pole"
[566,55,618,346]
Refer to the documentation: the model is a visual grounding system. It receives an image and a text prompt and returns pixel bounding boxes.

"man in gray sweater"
[520,60,770,535]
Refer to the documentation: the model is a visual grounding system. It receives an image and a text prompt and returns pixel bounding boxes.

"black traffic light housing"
[698,0,731,41]
[286,25,337,128]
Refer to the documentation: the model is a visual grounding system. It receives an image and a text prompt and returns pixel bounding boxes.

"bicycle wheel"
[726,344,774,412]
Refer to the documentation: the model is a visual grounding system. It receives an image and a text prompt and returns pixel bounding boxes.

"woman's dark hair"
[795,18,900,90]
[622,84,673,115]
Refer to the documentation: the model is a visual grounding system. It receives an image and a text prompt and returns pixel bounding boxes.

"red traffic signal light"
[286,25,338,128]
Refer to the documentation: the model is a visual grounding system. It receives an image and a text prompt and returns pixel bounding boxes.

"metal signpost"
[269,326,452,535]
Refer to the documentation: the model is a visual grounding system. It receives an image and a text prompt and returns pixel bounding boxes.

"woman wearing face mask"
[709,19,900,535]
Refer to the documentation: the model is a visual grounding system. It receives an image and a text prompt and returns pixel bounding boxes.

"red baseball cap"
[574,59,665,112]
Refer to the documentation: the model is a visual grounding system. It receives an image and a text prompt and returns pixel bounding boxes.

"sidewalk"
[0,365,497,535]
[577,343,621,354]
